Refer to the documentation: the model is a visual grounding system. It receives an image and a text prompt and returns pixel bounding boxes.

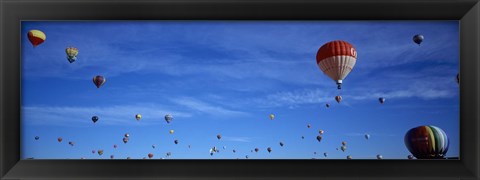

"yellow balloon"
[269,114,275,120]
[169,130,174,134]
[135,114,142,121]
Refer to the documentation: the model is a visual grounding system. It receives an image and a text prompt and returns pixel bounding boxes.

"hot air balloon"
[127,157,131,159]
[316,40,358,89]
[413,34,424,45]
[335,95,342,103]
[223,146,227,150]
[324,152,328,157]
[326,103,330,108]
[408,155,414,159]
[135,114,142,121]
[254,148,259,152]
[65,47,78,63]
[301,136,305,139]
[27,30,46,48]
[404,125,449,159]
[233,149,236,153]
[365,134,370,140]
[124,133,129,138]
[342,141,347,146]
[93,75,106,88]
[379,97,385,104]
[68,141,74,146]
[279,142,284,147]
[152,144,156,149]
[110,155,114,159]
[341,146,347,152]
[57,137,62,142]
[174,140,178,144]
[314,152,317,155]
[307,124,311,128]
[169,130,174,134]
[148,153,154,159]
[246,155,249,159]
[113,144,117,148]
[347,155,352,160]
[122,137,129,144]
[35,136,39,140]
[377,154,383,159]
[267,147,272,153]
[91,116,99,123]
[217,134,222,140]
[166,152,171,157]
[98,150,104,155]
[316,135,322,142]
[456,73,459,85]
[319,130,324,135]
[269,114,275,120]
[165,114,173,123]
[92,150,96,154]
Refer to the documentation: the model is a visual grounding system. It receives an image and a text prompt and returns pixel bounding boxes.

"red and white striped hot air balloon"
[316,40,357,89]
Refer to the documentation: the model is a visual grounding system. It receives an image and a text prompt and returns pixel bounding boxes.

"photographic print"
[21,21,459,160]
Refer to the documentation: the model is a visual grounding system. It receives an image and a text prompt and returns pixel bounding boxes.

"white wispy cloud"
[170,97,249,117]
[22,104,192,127]
[222,136,252,142]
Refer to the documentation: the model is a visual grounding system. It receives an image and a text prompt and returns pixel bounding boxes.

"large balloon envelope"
[93,75,106,88]
[404,125,449,159]
[316,40,358,89]
[27,30,46,48]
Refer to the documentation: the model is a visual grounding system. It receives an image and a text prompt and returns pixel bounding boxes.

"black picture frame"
[1,0,479,179]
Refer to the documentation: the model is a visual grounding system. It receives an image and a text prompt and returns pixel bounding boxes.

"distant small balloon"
[123,137,129,144]
[377,154,383,159]
[316,135,322,142]
[57,137,62,142]
[326,103,330,108]
[365,134,370,140]
[110,155,114,159]
[124,133,129,138]
[92,116,99,123]
[269,114,275,120]
[165,114,173,123]
[174,140,178,144]
[98,150,104,155]
[135,114,142,121]
[217,134,222,140]
[324,152,328,157]
[379,97,385,104]
[267,147,272,153]
[347,155,352,160]
[408,155,414,159]
[148,153,154,159]
[92,150,96,154]
[279,142,284,147]
[413,34,424,45]
[93,75,106,88]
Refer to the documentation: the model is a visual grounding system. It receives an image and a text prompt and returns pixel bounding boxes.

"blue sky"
[21,21,459,159]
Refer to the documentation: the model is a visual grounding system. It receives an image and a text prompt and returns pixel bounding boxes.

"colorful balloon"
[98,150,104,155]
[169,130,174,134]
[113,144,117,148]
[57,137,62,142]
[148,153,154,159]
[135,114,142,121]
[93,75,106,88]
[404,125,449,159]
[341,145,347,152]
[65,47,78,63]
[254,148,259,152]
[335,95,342,103]
[269,114,275,120]
[319,130,324,135]
[316,135,322,142]
[267,147,272,153]
[307,124,311,128]
[27,30,46,47]
[347,155,352,160]
[316,40,357,89]
[92,150,96,154]
[123,137,129,144]
[124,133,129,138]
